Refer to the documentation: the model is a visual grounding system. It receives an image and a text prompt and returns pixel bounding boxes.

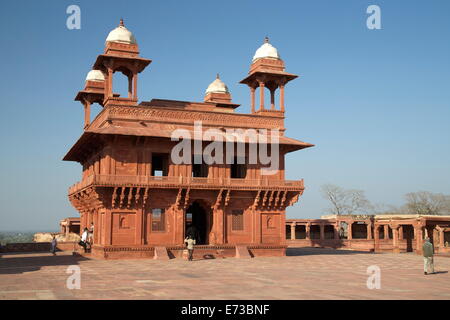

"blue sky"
[0,0,449,231]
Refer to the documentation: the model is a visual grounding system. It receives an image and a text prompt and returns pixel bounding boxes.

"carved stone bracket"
[252,190,261,210]
[183,188,191,209]
[224,189,231,207]
[213,189,224,210]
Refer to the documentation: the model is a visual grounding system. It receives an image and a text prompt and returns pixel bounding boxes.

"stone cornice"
[90,104,285,132]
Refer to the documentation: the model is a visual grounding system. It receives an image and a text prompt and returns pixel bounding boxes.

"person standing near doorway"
[88,222,94,245]
[423,237,435,275]
[185,235,196,261]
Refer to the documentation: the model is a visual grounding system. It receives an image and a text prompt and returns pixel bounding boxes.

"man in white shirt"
[184,236,196,261]
[80,228,89,253]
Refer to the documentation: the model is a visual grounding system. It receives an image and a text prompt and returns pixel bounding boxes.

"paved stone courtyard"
[0,248,449,300]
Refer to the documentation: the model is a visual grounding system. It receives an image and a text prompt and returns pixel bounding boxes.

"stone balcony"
[68,174,304,196]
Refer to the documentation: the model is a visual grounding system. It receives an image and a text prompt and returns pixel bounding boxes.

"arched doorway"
[185,201,210,245]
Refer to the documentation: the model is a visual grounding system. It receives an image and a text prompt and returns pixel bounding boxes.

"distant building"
[286,214,450,254]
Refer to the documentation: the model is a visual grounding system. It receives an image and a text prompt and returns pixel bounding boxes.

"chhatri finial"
[216,73,220,79]
[264,36,269,43]
[119,18,124,27]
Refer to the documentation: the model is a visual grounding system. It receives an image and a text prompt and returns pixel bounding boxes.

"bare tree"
[404,191,450,215]
[321,184,373,215]
[371,203,406,215]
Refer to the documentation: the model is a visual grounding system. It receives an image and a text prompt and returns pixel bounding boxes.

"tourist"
[79,228,89,253]
[185,235,196,261]
[89,222,94,245]
[422,237,435,275]
[51,235,57,256]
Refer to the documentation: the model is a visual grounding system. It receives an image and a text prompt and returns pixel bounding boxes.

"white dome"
[105,20,137,44]
[205,74,229,94]
[252,37,280,62]
[86,70,105,82]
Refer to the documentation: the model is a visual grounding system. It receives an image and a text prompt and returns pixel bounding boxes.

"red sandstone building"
[64,20,313,259]
[286,214,450,254]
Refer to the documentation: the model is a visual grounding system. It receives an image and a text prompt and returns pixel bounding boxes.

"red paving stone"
[0,248,449,300]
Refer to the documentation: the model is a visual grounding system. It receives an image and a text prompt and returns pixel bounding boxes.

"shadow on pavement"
[287,247,373,256]
[0,253,89,275]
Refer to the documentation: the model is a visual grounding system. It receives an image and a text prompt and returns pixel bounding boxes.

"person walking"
[423,237,435,275]
[80,228,89,253]
[184,235,196,261]
[50,235,57,256]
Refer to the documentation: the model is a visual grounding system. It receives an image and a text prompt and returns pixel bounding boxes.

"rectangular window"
[231,209,244,231]
[192,155,208,177]
[152,154,169,176]
[230,157,247,179]
[151,208,165,232]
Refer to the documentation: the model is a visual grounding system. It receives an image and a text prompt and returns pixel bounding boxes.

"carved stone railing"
[68,174,304,195]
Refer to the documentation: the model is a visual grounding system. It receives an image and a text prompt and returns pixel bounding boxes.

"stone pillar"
[347,222,353,240]
[374,225,380,252]
[439,227,445,251]
[94,211,100,245]
[254,210,262,244]
[250,87,256,113]
[391,224,400,253]
[128,75,133,98]
[259,81,265,111]
[415,225,423,255]
[384,225,389,239]
[214,208,225,244]
[433,228,439,250]
[319,224,325,240]
[290,223,296,240]
[84,101,91,129]
[279,84,285,112]
[367,221,372,240]
[334,224,339,240]
[270,89,275,110]
[105,210,112,245]
[135,207,143,245]
[399,225,403,240]
[107,68,113,98]
[133,73,138,100]
[305,223,311,240]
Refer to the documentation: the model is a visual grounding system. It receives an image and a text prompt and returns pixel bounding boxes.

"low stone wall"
[0,242,51,253]
[0,241,79,253]
[168,245,236,259]
[286,239,375,252]
[56,242,78,252]
[88,244,286,260]
[91,245,155,259]
[248,245,287,257]
[287,238,423,253]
